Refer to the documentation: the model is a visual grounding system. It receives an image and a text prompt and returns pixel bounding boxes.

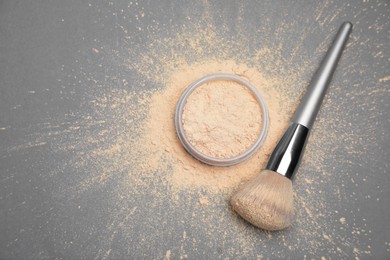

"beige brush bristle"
[230,169,294,231]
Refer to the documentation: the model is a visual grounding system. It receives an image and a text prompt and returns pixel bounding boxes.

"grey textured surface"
[0,0,389,259]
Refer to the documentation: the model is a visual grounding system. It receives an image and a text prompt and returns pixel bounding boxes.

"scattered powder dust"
[163,250,171,260]
[27,4,386,258]
[47,32,373,259]
[182,79,263,159]
[52,28,372,258]
[135,60,291,193]
[198,197,209,206]
[378,75,390,82]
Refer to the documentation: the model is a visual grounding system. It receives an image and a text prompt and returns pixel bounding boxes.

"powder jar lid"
[174,73,269,167]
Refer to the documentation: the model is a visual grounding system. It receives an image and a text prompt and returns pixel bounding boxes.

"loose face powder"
[181,77,264,161]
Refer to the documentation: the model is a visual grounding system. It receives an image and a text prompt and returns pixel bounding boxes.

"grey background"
[0,0,389,259]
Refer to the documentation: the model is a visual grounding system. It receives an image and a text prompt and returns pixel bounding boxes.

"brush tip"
[231,170,294,231]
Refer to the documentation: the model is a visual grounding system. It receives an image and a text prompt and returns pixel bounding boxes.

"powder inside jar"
[181,79,263,159]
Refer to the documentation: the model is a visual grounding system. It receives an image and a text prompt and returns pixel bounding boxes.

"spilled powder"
[38,7,384,258]
[198,197,209,206]
[182,79,263,159]
[339,217,346,224]
[136,60,291,193]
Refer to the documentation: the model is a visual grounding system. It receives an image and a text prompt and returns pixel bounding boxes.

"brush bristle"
[230,170,294,231]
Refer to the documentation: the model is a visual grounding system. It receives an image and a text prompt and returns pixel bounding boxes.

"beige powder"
[134,60,292,193]
[45,9,379,257]
[182,79,263,159]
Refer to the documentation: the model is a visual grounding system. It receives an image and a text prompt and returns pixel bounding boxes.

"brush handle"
[292,21,352,129]
[266,22,352,179]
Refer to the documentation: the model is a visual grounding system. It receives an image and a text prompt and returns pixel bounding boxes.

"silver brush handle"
[266,22,353,179]
[292,21,353,129]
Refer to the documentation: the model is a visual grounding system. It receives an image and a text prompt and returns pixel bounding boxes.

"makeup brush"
[231,22,353,231]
